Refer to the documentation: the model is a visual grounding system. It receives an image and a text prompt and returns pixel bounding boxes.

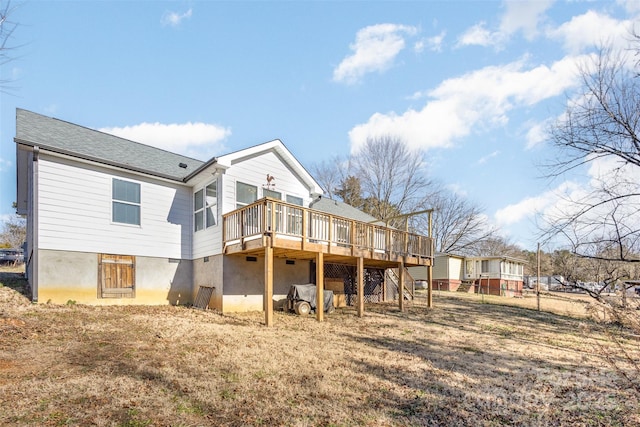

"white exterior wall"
[449,257,464,281]
[192,151,312,260]
[36,154,192,259]
[465,257,524,281]
[221,151,312,214]
[191,175,223,259]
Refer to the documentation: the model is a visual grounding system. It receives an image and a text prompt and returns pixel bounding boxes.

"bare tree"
[543,45,640,265]
[1,215,25,249]
[413,190,494,255]
[543,44,640,394]
[467,235,522,258]
[350,135,429,227]
[310,155,349,199]
[1,0,19,91]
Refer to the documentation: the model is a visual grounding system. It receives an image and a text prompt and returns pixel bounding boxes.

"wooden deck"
[223,198,433,269]
[222,198,434,326]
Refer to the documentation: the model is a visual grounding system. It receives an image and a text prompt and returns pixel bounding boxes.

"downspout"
[31,146,39,302]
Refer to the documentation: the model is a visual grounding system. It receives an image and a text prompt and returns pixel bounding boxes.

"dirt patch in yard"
[1,269,638,426]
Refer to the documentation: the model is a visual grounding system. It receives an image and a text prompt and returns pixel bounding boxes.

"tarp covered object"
[287,284,334,312]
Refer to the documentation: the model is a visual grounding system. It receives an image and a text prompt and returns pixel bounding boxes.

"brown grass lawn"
[1,267,639,427]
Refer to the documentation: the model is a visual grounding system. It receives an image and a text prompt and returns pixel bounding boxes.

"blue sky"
[1,0,638,251]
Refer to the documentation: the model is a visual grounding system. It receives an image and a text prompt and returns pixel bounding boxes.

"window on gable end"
[236,182,257,208]
[263,188,281,200]
[286,195,303,206]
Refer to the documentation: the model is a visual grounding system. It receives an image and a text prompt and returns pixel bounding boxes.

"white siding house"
[410,253,526,296]
[15,109,433,319]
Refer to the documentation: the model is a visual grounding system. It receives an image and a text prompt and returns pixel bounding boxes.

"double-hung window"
[195,181,218,231]
[286,195,303,206]
[481,260,489,274]
[263,188,281,200]
[236,182,257,208]
[112,179,141,225]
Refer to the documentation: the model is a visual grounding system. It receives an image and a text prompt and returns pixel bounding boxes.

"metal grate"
[193,286,215,309]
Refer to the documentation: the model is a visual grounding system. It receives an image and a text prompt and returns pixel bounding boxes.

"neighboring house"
[464,256,525,296]
[408,252,465,291]
[410,253,525,296]
[15,109,432,319]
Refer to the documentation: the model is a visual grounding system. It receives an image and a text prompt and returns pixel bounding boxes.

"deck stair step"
[457,281,475,293]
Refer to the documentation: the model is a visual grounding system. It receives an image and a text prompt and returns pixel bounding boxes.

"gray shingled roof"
[309,196,384,224]
[14,109,205,181]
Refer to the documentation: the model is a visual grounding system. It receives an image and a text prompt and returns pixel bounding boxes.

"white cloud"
[0,213,22,224]
[424,31,446,52]
[446,183,468,197]
[456,22,499,48]
[100,122,231,159]
[618,0,640,14]
[161,8,193,27]
[494,180,579,226]
[333,24,418,85]
[406,90,428,101]
[495,155,640,248]
[499,0,554,40]
[547,10,632,53]
[477,150,500,165]
[349,54,584,153]
[457,0,553,49]
[0,158,11,172]
[43,104,59,115]
[525,119,551,150]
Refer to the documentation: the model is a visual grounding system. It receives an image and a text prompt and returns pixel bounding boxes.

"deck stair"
[457,281,475,293]
[386,268,415,301]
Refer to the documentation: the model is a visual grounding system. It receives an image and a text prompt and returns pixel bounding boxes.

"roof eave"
[15,137,186,182]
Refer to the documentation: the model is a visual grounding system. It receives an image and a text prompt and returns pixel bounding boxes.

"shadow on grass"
[0,270,30,299]
[342,295,633,425]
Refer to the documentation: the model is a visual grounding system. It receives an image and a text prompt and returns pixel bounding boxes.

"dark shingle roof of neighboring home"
[309,196,384,225]
[14,109,204,181]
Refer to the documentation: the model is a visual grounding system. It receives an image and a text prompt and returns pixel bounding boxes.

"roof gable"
[215,140,323,195]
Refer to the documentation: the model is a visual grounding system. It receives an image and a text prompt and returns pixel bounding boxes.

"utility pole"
[537,242,541,311]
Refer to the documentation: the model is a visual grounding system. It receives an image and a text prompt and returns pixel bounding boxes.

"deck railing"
[223,198,433,259]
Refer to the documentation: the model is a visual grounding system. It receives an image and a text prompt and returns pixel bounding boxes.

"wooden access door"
[98,254,135,298]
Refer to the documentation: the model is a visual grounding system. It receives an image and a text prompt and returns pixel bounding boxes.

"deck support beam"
[316,252,324,322]
[357,256,364,317]
[264,245,274,327]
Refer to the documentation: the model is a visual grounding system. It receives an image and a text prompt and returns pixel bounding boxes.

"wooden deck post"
[316,251,324,322]
[264,245,274,327]
[357,256,364,317]
[398,260,405,312]
[427,260,433,309]
[427,209,433,308]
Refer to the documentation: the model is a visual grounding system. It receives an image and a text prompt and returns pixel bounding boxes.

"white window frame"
[194,180,218,232]
[205,181,218,227]
[481,260,489,273]
[112,178,141,226]
[236,181,257,209]
[263,188,281,200]
[286,195,303,206]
